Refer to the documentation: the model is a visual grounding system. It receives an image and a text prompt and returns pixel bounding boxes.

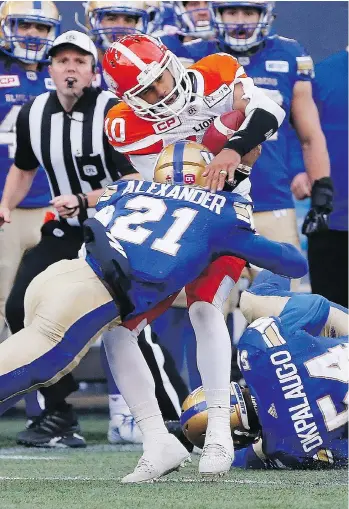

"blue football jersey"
[235,279,348,469]
[160,34,217,67]
[168,35,314,212]
[289,51,348,231]
[83,180,307,321]
[0,53,53,208]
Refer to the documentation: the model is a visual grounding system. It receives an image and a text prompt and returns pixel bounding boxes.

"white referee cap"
[48,30,98,64]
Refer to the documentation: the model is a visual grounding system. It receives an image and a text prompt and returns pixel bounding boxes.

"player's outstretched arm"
[228,232,308,279]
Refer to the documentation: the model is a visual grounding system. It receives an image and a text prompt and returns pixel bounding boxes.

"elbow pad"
[224,108,280,157]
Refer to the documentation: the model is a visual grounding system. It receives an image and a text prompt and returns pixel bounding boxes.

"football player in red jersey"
[102,34,285,478]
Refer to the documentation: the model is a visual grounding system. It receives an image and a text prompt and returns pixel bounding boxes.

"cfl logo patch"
[184,174,195,185]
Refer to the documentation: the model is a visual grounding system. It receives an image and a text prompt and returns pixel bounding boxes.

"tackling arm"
[226,231,308,279]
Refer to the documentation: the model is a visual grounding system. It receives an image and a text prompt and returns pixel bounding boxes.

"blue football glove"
[302,177,333,237]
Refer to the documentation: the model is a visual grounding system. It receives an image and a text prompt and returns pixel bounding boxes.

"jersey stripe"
[173,141,185,183]
[113,41,147,70]
[113,133,162,153]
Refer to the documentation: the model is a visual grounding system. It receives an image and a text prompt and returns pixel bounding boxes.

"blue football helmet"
[214,1,275,52]
[0,1,61,63]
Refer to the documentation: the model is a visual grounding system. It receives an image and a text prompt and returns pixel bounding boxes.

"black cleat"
[16,405,86,448]
[165,420,194,452]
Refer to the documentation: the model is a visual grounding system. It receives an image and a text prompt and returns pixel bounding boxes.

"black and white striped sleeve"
[14,100,40,171]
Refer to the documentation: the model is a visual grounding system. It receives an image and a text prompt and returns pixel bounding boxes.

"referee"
[0,31,189,449]
[0,31,135,448]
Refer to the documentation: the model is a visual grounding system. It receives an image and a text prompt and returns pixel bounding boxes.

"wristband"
[311,177,333,212]
[76,193,88,210]
[224,108,279,157]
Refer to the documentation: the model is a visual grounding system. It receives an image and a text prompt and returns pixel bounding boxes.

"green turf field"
[0,416,347,509]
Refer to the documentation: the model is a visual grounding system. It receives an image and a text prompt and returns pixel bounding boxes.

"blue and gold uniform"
[0,176,307,414]
[0,54,52,206]
[234,271,348,469]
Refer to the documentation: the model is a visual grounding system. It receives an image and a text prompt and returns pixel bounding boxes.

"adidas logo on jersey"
[265,129,274,140]
[268,403,278,418]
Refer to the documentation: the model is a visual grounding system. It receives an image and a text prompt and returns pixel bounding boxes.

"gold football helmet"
[180,382,261,449]
[79,1,162,50]
[0,1,60,63]
[154,141,214,188]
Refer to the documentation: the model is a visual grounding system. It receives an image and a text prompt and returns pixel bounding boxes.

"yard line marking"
[0,455,61,460]
[0,476,346,487]
[0,444,142,454]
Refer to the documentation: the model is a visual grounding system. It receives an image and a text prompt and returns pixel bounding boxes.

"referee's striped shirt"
[14,87,134,227]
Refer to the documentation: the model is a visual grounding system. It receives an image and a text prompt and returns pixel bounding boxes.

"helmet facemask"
[215,2,275,52]
[123,50,193,121]
[174,1,216,39]
[1,15,60,63]
[231,384,261,449]
[88,6,149,51]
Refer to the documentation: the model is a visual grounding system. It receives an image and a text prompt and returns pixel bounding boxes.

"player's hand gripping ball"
[202,110,245,155]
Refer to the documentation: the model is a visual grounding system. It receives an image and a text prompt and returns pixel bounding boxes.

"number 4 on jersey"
[0,105,22,158]
[305,344,348,432]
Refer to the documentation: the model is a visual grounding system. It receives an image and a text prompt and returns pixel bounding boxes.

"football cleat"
[121,433,191,483]
[108,412,143,444]
[199,432,235,477]
[16,406,86,448]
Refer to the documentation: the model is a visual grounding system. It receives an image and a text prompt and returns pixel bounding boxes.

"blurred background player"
[182,269,348,469]
[157,1,217,68]
[76,1,162,83]
[0,30,136,448]
[210,1,332,253]
[289,48,348,308]
[0,0,61,418]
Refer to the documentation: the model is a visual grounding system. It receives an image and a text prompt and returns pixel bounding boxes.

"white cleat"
[108,413,143,444]
[121,434,191,483]
[199,435,235,477]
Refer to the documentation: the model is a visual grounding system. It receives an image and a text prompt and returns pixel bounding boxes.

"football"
[202,110,245,155]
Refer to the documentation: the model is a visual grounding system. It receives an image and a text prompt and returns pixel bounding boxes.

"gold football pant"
[0,206,52,336]
[0,258,120,414]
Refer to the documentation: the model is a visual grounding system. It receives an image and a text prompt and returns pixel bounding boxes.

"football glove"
[302,177,334,236]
